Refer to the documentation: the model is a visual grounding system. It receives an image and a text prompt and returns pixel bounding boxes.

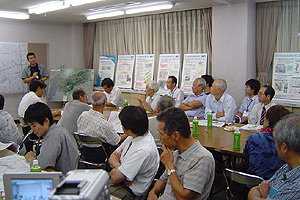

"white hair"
[147,81,159,93]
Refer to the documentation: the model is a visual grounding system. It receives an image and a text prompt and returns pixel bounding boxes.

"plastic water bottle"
[233,128,241,151]
[192,116,199,137]
[30,159,42,172]
[123,100,128,107]
[207,112,213,128]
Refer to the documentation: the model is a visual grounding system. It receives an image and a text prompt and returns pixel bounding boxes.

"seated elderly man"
[248,85,276,126]
[149,95,175,147]
[179,77,207,118]
[109,106,159,199]
[166,76,184,107]
[205,79,237,123]
[58,87,90,135]
[0,94,22,146]
[101,78,124,108]
[148,107,215,199]
[77,91,127,163]
[137,80,161,113]
[248,113,300,200]
[24,102,79,175]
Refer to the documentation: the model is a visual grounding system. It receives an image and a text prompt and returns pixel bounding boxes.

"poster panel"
[134,54,155,90]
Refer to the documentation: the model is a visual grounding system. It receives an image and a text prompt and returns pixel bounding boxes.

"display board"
[181,54,207,94]
[0,42,28,94]
[134,54,155,90]
[97,55,116,86]
[115,55,135,89]
[272,52,300,107]
[157,54,180,94]
[48,69,94,101]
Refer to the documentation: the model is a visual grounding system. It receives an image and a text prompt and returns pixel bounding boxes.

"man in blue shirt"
[248,114,300,200]
[179,78,207,118]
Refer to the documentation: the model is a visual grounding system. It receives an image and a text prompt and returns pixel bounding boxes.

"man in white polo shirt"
[166,76,184,107]
[109,106,159,199]
[101,78,124,108]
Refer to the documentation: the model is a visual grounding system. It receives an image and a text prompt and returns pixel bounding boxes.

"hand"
[147,191,158,200]
[124,180,132,186]
[257,180,270,198]
[137,95,145,102]
[160,144,174,170]
[33,72,38,77]
[25,151,36,162]
[216,111,225,118]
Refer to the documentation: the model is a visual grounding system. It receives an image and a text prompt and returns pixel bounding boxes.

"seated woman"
[137,80,161,112]
[243,105,291,180]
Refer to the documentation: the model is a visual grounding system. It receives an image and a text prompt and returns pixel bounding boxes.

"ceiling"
[0,0,277,23]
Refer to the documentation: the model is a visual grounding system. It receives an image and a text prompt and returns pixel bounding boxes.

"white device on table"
[49,169,110,200]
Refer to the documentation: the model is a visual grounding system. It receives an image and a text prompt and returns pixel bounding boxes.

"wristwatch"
[167,169,176,176]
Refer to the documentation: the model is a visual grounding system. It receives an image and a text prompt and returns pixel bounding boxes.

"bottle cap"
[32,159,39,166]
[194,116,197,120]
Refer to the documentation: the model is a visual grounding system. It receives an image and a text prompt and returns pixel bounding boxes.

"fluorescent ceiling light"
[28,1,70,14]
[86,10,125,20]
[0,11,30,20]
[67,0,104,7]
[125,2,173,14]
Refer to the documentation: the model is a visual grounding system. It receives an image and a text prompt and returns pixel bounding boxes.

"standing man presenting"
[22,52,48,84]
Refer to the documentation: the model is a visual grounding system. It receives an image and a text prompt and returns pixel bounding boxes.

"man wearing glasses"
[248,85,276,125]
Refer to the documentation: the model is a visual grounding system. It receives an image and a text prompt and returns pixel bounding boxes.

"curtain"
[83,22,96,69]
[93,8,212,85]
[256,2,281,85]
[276,0,300,52]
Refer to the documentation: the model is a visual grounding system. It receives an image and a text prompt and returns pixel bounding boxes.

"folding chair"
[73,132,108,170]
[223,168,264,199]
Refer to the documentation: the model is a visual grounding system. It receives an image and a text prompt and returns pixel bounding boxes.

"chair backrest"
[225,168,264,186]
[73,132,103,148]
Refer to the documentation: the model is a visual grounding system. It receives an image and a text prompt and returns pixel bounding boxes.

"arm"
[147,180,166,200]
[108,150,122,169]
[186,100,203,109]
[41,76,48,82]
[25,151,36,162]
[22,72,38,83]
[160,144,197,200]
[106,102,117,107]
[248,180,270,200]
[137,95,153,112]
[179,103,193,111]
[110,167,127,184]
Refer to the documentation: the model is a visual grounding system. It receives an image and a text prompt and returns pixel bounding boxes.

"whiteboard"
[115,55,135,89]
[272,52,300,107]
[181,54,207,95]
[0,42,28,95]
[134,54,155,90]
[157,54,180,94]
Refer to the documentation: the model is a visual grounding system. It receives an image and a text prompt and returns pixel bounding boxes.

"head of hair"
[157,95,175,112]
[72,88,86,100]
[24,102,54,126]
[147,81,159,93]
[274,113,300,154]
[168,76,177,86]
[245,79,261,95]
[157,107,191,138]
[0,94,4,110]
[195,77,206,88]
[263,85,275,100]
[214,79,227,92]
[201,75,214,87]
[101,78,114,88]
[29,80,47,92]
[26,52,36,60]
[91,91,106,106]
[266,105,291,128]
[119,106,148,136]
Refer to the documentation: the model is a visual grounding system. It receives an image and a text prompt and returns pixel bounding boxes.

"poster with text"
[98,55,116,86]
[157,54,180,94]
[115,55,135,89]
[181,54,207,94]
[272,53,300,107]
[134,54,155,90]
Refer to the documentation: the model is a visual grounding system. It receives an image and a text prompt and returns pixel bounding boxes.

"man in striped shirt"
[248,114,300,200]
[148,107,215,200]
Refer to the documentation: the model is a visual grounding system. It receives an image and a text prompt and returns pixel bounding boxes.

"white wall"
[212,2,256,108]
[0,19,84,119]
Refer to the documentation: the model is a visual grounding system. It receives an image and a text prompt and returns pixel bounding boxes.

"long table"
[196,125,257,156]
